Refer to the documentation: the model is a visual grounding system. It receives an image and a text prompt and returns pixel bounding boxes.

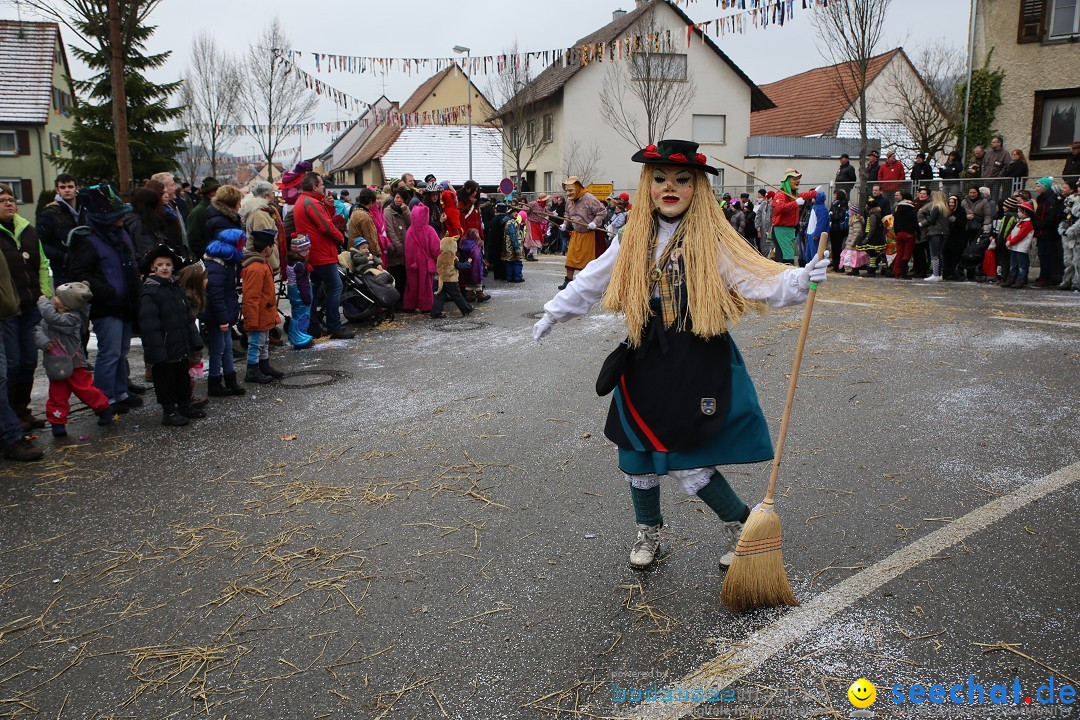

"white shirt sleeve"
[733,265,809,308]
[542,235,621,322]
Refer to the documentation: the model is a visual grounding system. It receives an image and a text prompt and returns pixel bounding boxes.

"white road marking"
[621,460,1080,720]
[992,316,1080,329]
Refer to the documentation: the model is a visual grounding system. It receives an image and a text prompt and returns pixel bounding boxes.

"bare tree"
[811,0,891,202]
[887,42,964,159]
[486,41,552,189]
[176,82,201,183]
[562,139,605,185]
[182,32,241,178]
[236,18,317,183]
[598,10,697,148]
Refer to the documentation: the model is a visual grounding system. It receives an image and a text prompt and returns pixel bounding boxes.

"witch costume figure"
[533,140,830,570]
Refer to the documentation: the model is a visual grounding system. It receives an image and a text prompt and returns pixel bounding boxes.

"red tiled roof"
[0,21,66,124]
[749,49,902,137]
[493,0,773,120]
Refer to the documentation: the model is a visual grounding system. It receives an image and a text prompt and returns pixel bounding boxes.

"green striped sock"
[629,484,662,526]
[696,471,748,523]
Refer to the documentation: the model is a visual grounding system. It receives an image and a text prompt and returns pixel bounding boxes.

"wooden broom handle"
[764,232,828,503]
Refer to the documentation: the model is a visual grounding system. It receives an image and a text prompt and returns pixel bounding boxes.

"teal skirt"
[616,337,774,475]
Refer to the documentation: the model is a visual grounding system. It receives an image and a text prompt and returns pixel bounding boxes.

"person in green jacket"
[185,176,220,261]
[0,183,46,460]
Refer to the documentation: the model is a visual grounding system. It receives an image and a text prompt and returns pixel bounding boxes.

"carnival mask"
[649,166,695,218]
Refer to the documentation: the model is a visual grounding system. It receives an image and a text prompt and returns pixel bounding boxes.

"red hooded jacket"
[293,191,344,266]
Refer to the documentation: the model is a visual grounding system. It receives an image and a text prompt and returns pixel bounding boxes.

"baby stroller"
[339,261,398,325]
[958,230,994,280]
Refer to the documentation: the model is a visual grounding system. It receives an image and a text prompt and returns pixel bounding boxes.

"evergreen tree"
[50,1,184,184]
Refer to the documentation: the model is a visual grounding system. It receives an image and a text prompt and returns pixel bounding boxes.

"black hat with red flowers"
[631,139,718,175]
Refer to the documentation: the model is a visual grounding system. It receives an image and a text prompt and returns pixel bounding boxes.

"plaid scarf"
[650,222,690,332]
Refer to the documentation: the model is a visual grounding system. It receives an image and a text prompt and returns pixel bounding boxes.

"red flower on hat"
[695,153,707,165]
[668,153,687,162]
[642,143,661,159]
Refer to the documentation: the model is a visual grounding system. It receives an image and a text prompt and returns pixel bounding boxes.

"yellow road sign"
[586,183,614,201]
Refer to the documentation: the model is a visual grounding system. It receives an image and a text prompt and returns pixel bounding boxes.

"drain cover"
[277,370,351,389]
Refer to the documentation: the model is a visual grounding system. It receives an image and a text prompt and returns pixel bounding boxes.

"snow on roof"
[380,125,503,186]
[0,21,64,124]
[836,119,918,169]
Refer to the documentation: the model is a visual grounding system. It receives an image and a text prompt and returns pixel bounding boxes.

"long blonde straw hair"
[602,165,786,347]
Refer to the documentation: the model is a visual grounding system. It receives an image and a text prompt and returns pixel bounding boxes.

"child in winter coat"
[1003,201,1035,288]
[442,190,463,238]
[502,211,526,282]
[242,229,282,383]
[431,235,474,319]
[35,282,114,436]
[286,235,314,349]
[461,229,490,302]
[139,245,205,426]
[178,263,209,407]
[803,191,830,264]
[203,229,247,397]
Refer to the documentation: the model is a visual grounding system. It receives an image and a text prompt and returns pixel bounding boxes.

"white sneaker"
[719,520,744,569]
[924,275,941,283]
[629,523,662,569]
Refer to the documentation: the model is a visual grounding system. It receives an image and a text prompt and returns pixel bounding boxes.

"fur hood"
[239,193,269,219]
[211,198,242,223]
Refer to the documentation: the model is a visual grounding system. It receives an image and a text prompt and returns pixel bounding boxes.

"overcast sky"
[2,0,970,160]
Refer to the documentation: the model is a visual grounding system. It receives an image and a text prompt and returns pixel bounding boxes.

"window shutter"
[15,130,30,156]
[20,179,33,202]
[1017,0,1046,43]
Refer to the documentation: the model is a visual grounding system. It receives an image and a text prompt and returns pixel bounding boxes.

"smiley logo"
[848,678,876,708]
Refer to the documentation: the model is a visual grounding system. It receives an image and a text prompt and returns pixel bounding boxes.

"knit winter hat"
[1037,177,1054,191]
[290,234,311,253]
[77,184,130,224]
[55,281,92,311]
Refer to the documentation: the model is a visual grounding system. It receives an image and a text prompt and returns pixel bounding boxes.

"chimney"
[613,9,627,22]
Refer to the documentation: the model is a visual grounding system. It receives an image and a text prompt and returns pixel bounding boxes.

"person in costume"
[803,190,830,265]
[533,140,830,570]
[769,169,818,264]
[558,177,608,289]
[525,194,550,261]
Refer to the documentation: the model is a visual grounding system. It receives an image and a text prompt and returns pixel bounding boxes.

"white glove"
[587,221,597,230]
[815,185,824,193]
[796,198,805,206]
[561,222,569,231]
[796,252,830,290]
[533,312,556,342]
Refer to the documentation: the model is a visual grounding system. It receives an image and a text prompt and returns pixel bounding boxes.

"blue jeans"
[1009,249,1030,283]
[0,336,25,446]
[207,326,234,377]
[247,330,269,365]
[92,316,131,404]
[308,263,343,333]
[504,261,523,282]
[3,304,41,387]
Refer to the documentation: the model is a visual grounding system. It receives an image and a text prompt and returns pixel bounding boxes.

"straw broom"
[721,231,829,612]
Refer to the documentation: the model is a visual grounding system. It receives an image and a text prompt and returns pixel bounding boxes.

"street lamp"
[453,45,472,183]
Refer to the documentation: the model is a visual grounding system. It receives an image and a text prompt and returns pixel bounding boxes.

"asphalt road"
[1,255,1077,720]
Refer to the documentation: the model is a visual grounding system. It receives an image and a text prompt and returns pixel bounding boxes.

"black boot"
[207,375,231,397]
[178,403,207,419]
[161,404,189,426]
[245,364,272,384]
[259,359,285,379]
[11,383,45,430]
[223,372,246,396]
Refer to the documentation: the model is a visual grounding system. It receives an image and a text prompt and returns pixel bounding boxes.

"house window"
[544,172,554,192]
[631,53,687,82]
[0,178,24,203]
[1049,0,1080,37]
[709,168,726,194]
[52,88,71,114]
[1030,87,1080,157]
[0,131,17,155]
[510,125,520,147]
[692,115,727,144]
[542,114,553,143]
[527,119,537,146]
[49,133,62,155]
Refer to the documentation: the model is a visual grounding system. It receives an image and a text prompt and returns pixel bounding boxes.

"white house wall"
[510,4,755,199]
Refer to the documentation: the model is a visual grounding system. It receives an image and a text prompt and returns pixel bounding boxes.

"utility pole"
[108,0,132,191]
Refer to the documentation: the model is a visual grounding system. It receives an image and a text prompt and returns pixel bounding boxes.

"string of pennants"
[179,149,300,165]
[276,30,678,79]
[678,0,827,36]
